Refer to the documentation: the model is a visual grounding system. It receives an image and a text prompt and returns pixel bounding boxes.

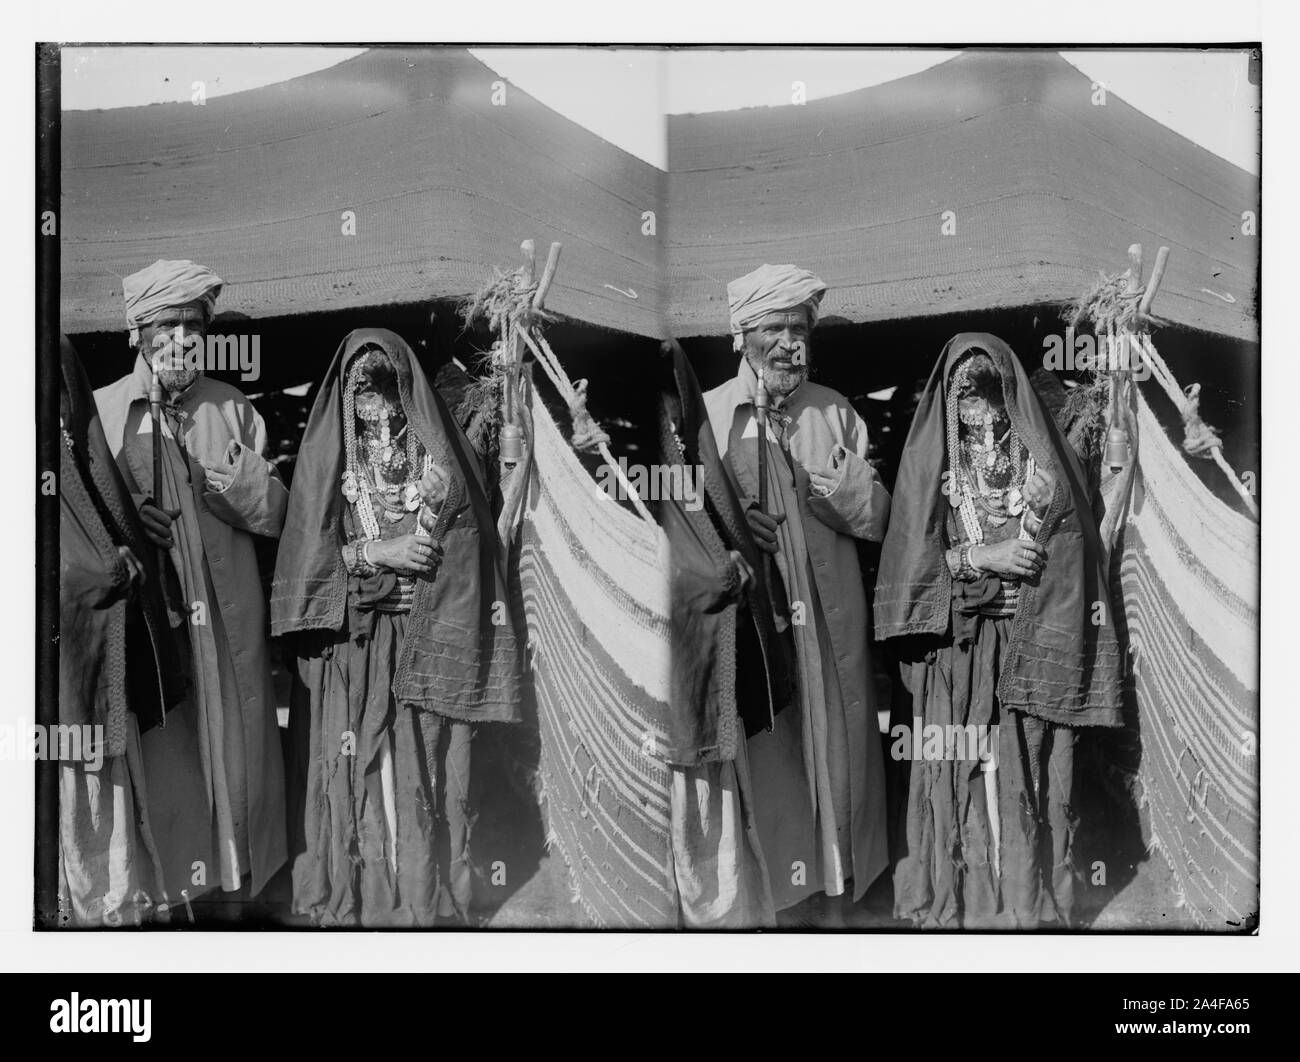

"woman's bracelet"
[945,547,964,579]
[343,540,377,576]
[946,545,981,582]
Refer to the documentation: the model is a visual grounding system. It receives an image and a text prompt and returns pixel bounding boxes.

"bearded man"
[94,259,288,909]
[703,263,891,918]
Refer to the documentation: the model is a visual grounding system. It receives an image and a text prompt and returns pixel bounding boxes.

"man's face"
[138,303,207,395]
[742,308,811,398]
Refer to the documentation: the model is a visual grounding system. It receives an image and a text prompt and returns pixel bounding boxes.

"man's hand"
[808,469,837,496]
[139,501,181,548]
[746,507,786,554]
[202,439,240,494]
[368,534,441,575]
[809,444,846,497]
[972,539,1046,579]
[203,466,235,493]
[1021,468,1056,514]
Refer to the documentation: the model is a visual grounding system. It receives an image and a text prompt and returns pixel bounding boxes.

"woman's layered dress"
[272,329,521,926]
[874,334,1124,928]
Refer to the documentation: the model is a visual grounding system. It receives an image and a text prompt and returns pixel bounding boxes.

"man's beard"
[157,366,201,394]
[745,340,810,400]
[762,363,807,398]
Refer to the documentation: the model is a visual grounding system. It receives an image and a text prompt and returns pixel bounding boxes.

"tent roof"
[667,50,1259,341]
[60,49,1258,344]
[59,48,663,337]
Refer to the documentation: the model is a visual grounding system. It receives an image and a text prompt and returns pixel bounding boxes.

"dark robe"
[658,340,793,765]
[656,340,797,927]
[59,335,186,748]
[58,335,187,925]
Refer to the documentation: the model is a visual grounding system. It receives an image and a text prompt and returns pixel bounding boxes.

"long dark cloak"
[59,335,187,746]
[270,328,521,724]
[659,340,794,764]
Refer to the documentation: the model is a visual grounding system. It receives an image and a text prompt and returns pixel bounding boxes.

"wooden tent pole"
[533,242,562,312]
[1138,246,1170,319]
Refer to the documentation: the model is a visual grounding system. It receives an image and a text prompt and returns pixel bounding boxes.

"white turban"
[123,259,223,345]
[727,263,827,351]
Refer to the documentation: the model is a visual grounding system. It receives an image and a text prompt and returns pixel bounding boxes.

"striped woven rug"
[518,397,677,927]
[1120,390,1259,929]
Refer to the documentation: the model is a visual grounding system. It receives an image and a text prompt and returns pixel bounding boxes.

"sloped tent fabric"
[666,50,1258,342]
[518,395,678,927]
[1120,390,1258,927]
[63,47,1256,342]
[60,48,663,338]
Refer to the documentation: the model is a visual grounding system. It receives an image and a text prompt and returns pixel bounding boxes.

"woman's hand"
[419,462,450,509]
[972,538,1046,579]
[727,549,754,596]
[1021,468,1056,514]
[367,534,440,575]
[116,546,146,595]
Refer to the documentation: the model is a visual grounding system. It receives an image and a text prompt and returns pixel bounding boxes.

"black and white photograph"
[30,37,1263,936]
[6,2,1292,1003]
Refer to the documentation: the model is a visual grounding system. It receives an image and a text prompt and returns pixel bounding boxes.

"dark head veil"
[271,328,521,724]
[873,333,1122,728]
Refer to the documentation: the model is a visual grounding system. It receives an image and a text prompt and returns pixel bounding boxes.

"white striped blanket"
[1119,389,1259,928]
[518,396,678,927]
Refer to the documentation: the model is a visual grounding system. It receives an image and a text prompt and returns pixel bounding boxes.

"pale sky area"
[60,46,1260,174]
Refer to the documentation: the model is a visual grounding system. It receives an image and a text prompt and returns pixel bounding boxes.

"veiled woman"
[874,334,1122,928]
[272,328,521,927]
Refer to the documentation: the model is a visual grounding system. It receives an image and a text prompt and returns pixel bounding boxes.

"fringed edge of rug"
[537,780,605,929]
[1135,773,1205,929]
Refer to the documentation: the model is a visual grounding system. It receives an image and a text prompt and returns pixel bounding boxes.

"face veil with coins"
[340,345,441,610]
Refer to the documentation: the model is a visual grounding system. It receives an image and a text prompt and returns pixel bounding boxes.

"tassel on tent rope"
[566,379,611,453]
[1068,244,1259,520]
[517,326,655,526]
[463,239,655,528]
[1177,384,1224,457]
[1138,326,1259,519]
